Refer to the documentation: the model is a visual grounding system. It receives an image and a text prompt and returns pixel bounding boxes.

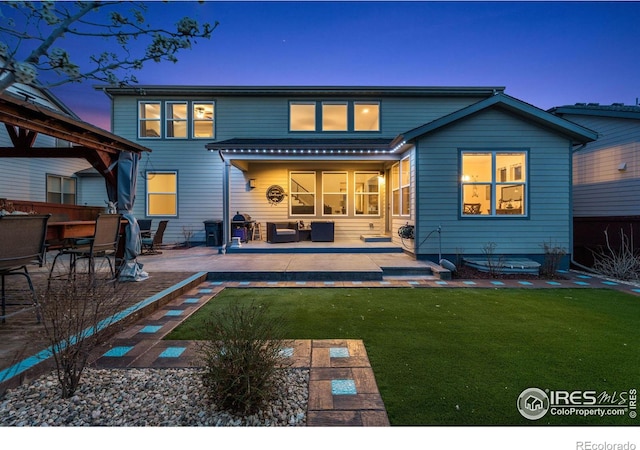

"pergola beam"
[0,91,150,192]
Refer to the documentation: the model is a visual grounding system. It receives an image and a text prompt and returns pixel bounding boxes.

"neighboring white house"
[0,83,150,227]
[100,85,597,268]
[0,83,100,207]
[550,102,640,265]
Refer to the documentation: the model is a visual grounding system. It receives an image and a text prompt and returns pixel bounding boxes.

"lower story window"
[146,171,177,216]
[47,174,76,205]
[290,171,316,215]
[460,151,527,216]
[355,172,380,215]
[322,171,347,215]
[391,156,411,216]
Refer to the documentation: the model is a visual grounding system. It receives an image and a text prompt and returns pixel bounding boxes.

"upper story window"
[322,102,348,131]
[47,174,76,205]
[166,102,188,138]
[193,103,215,138]
[460,151,527,217]
[138,101,215,139]
[354,102,380,131]
[290,102,316,131]
[139,101,161,138]
[289,100,380,132]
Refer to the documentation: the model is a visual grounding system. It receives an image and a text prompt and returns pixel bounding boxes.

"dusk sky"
[20,1,640,130]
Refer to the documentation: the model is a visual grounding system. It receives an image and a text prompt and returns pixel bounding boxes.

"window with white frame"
[391,156,411,216]
[460,151,527,216]
[400,157,410,216]
[47,174,76,205]
[166,102,188,138]
[355,172,380,215]
[139,101,161,138]
[146,171,177,216]
[322,172,347,215]
[290,171,316,215]
[138,101,215,139]
[192,102,215,138]
[391,163,400,216]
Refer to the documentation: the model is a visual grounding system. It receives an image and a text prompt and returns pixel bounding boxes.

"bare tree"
[39,274,137,398]
[0,1,217,92]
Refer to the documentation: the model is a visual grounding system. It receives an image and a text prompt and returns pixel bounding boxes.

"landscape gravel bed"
[0,367,309,426]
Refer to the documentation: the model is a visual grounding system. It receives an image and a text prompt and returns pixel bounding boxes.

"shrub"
[591,227,640,281]
[540,241,567,278]
[481,241,504,278]
[197,300,290,415]
[38,275,134,398]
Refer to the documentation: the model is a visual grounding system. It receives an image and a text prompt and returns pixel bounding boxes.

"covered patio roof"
[206,138,404,166]
[0,90,151,190]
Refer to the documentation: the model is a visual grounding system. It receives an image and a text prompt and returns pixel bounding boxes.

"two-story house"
[101,85,597,268]
[550,102,640,266]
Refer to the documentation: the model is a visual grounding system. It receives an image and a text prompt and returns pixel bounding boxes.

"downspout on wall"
[569,142,597,272]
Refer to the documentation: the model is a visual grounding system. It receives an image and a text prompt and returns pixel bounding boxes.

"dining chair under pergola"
[48,213,122,282]
[0,214,50,323]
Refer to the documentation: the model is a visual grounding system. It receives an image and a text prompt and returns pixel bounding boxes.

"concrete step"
[226,245,403,254]
[360,234,392,243]
[207,270,383,282]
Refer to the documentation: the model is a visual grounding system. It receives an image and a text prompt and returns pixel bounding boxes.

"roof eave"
[0,92,151,154]
[98,85,506,98]
[550,106,640,120]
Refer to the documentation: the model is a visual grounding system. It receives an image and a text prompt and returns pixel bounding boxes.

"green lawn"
[167,287,640,425]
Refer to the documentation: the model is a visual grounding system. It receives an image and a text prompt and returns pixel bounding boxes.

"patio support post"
[220,151,230,254]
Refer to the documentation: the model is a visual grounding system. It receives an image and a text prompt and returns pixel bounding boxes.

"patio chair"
[141,220,168,255]
[49,213,122,281]
[138,219,152,239]
[0,214,51,323]
[266,222,299,243]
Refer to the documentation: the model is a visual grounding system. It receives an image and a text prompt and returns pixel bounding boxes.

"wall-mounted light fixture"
[249,178,256,189]
[618,162,627,171]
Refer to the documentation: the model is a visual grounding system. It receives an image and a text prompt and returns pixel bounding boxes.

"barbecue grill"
[231,212,253,243]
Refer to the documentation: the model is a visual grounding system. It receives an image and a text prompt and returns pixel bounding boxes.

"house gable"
[400,93,598,145]
[411,106,579,260]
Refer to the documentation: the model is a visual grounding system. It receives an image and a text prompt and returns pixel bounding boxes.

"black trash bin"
[204,220,223,247]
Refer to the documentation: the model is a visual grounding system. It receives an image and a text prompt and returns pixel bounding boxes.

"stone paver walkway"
[90,280,389,426]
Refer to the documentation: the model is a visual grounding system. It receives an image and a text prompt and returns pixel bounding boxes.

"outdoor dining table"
[46,220,128,258]
[46,220,98,241]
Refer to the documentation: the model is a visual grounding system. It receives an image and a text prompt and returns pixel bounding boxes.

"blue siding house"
[102,85,597,268]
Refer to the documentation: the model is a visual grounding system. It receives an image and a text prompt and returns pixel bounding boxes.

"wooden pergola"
[0,91,150,191]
